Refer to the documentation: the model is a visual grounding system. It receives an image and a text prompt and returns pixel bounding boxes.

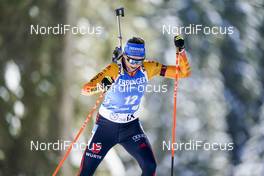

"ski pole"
[52,93,104,176]
[115,7,124,49]
[171,46,180,176]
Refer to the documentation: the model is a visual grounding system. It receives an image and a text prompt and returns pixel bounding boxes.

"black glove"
[174,35,185,51]
[101,76,114,91]
[112,47,122,62]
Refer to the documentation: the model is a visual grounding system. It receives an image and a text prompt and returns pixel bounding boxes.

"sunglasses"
[125,55,145,65]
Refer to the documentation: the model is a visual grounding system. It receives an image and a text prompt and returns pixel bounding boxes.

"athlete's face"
[124,55,144,72]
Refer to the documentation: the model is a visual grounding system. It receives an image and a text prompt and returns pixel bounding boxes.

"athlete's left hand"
[112,47,122,62]
[174,35,185,52]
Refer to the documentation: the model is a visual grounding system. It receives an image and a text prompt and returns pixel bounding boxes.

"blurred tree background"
[0,0,263,176]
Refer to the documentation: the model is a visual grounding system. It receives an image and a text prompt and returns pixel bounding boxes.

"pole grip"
[115,7,124,17]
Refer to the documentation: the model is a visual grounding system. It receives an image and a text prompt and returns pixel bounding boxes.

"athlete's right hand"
[174,35,185,52]
[101,76,114,91]
[81,76,114,95]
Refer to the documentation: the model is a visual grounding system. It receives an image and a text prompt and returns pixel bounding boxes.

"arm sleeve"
[143,49,191,80]
[81,63,119,96]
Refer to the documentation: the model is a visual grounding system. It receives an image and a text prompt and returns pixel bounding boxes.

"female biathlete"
[79,36,191,176]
